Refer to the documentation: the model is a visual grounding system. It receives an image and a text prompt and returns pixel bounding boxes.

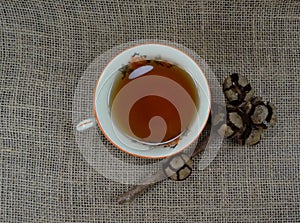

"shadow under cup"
[97,59,204,150]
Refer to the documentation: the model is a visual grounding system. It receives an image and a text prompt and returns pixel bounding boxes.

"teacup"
[76,43,211,159]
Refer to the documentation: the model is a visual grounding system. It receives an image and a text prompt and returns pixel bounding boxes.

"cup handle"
[76,118,96,131]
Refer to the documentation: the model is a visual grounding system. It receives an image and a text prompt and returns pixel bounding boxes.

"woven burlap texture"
[1,1,299,222]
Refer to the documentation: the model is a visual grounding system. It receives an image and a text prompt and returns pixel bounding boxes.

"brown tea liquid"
[109,59,199,144]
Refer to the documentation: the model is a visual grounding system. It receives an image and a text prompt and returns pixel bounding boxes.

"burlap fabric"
[1,1,299,222]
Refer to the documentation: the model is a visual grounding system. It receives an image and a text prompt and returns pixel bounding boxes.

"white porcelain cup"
[76,43,211,159]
